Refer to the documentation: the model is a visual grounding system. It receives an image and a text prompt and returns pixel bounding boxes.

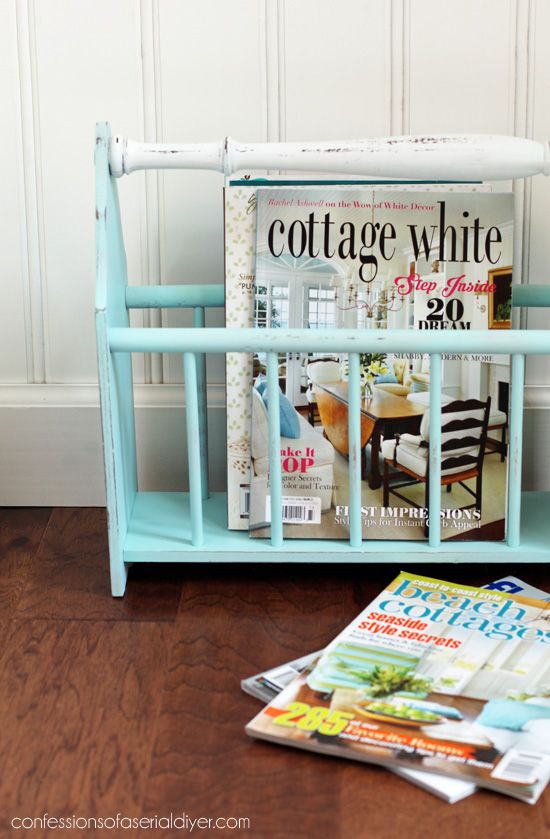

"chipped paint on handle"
[109,133,550,181]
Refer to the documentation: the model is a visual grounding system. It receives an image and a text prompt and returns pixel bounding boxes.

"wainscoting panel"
[407,0,516,135]
[2,0,550,503]
[525,0,550,384]
[30,0,146,383]
[0,385,226,506]
[0,0,30,383]
[283,0,390,140]
[156,0,267,386]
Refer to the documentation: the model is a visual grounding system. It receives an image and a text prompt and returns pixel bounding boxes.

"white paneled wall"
[0,0,29,383]
[0,0,549,504]
[407,0,516,135]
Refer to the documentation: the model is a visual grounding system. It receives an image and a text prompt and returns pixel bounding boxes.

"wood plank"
[1,505,548,835]
[15,508,182,621]
[0,619,172,833]
[142,565,360,838]
[340,764,547,838]
[0,507,51,616]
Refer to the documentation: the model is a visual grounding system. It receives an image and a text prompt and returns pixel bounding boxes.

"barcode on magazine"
[266,496,321,525]
[491,750,549,785]
[240,486,250,518]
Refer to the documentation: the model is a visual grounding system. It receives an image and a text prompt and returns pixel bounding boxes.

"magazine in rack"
[247,187,513,541]
[225,177,418,530]
[224,180,491,531]
[246,572,550,804]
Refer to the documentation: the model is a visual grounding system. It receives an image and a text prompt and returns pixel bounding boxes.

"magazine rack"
[96,123,550,595]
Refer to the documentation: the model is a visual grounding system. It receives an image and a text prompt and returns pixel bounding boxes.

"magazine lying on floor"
[247,187,513,541]
[246,572,550,804]
[243,647,476,804]
[242,576,550,803]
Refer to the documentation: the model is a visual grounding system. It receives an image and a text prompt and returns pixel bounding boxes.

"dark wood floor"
[0,507,548,839]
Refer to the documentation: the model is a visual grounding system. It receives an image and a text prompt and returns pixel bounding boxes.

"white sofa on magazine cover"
[250,388,335,511]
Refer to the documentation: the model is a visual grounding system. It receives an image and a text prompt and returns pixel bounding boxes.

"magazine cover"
[242,648,475,804]
[248,187,513,540]
[225,181,491,531]
[241,576,549,804]
[246,572,550,804]
[225,179,367,530]
[225,180,353,530]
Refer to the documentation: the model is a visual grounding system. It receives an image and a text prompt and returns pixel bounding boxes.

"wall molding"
[138,0,163,383]
[263,0,281,142]
[2,382,548,411]
[2,382,547,411]
[274,0,286,142]
[0,382,226,409]
[513,0,536,331]
[15,0,48,383]
[0,383,227,506]
[401,0,411,135]
[525,385,550,409]
[390,0,405,136]
[1,382,546,506]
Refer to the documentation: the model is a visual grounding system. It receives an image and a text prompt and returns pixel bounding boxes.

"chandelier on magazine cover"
[334,269,404,322]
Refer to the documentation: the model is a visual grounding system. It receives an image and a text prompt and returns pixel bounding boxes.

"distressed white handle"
[109,134,550,181]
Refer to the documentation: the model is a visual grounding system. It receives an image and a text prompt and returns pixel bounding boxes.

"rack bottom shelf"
[123,491,550,564]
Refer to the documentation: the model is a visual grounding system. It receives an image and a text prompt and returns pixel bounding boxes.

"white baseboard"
[0,384,226,506]
[0,383,549,505]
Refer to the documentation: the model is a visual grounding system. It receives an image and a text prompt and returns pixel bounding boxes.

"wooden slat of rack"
[121,491,550,563]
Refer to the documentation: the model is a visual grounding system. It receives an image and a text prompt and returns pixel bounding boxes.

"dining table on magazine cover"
[313,382,425,489]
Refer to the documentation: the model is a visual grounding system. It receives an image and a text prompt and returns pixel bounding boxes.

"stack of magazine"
[242,575,550,804]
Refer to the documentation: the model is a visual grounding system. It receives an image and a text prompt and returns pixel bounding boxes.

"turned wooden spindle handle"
[109,133,550,181]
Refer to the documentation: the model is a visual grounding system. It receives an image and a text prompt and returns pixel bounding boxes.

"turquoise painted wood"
[183,352,204,545]
[95,122,137,596]
[512,285,550,308]
[121,491,550,562]
[95,122,223,594]
[193,307,209,502]
[108,326,550,355]
[125,284,224,309]
[428,354,442,548]
[95,122,550,597]
[507,354,526,548]
[267,352,283,547]
[348,353,362,548]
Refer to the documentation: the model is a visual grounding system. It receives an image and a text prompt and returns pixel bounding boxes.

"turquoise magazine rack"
[96,123,550,595]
